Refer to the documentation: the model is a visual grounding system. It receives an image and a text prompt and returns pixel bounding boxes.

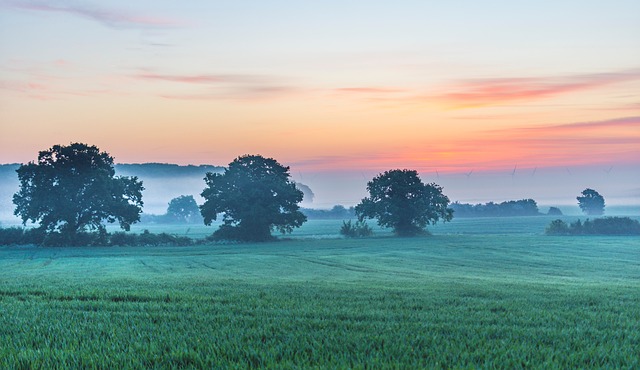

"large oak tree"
[356,169,453,236]
[200,155,306,241]
[13,143,144,243]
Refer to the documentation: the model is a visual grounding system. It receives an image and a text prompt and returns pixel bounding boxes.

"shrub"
[586,217,640,235]
[110,231,138,246]
[0,227,26,245]
[340,220,373,238]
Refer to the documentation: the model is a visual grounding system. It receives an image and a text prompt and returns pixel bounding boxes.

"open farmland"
[1,218,639,368]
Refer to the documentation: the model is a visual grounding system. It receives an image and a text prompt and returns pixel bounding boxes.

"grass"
[1,218,639,368]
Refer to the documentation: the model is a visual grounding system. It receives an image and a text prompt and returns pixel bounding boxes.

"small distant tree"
[166,195,202,223]
[13,143,144,244]
[547,207,563,216]
[200,155,307,241]
[577,188,605,216]
[545,219,570,235]
[355,169,453,236]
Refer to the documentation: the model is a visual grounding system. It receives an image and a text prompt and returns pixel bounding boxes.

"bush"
[545,220,570,235]
[110,231,139,246]
[586,217,640,235]
[0,227,196,246]
[340,220,373,238]
[546,217,640,236]
[0,227,26,245]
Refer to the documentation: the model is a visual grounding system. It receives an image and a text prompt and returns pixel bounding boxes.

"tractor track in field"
[138,259,161,273]
[292,256,423,278]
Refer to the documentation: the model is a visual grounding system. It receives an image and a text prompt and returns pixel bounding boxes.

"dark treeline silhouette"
[0,227,196,247]
[450,199,542,217]
[114,163,223,178]
[546,217,640,235]
[301,205,356,219]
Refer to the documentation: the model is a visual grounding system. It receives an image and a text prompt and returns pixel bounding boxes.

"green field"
[1,218,639,368]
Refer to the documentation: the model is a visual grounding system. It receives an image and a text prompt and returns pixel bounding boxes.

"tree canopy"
[199,154,307,241]
[13,143,144,243]
[166,195,202,223]
[355,169,453,236]
[577,188,605,216]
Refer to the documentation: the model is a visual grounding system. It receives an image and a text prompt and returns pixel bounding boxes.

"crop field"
[1,217,639,368]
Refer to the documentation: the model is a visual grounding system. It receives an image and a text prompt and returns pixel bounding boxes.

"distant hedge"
[546,217,640,236]
[0,227,196,247]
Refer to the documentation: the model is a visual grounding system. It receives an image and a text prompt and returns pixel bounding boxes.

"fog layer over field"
[1,163,638,223]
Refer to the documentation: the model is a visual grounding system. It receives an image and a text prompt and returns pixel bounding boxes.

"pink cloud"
[4,0,184,29]
[435,70,640,108]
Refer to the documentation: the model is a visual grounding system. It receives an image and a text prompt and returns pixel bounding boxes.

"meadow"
[1,217,639,368]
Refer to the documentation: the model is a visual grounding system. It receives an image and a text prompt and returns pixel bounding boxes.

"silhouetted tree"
[355,169,453,236]
[577,188,605,215]
[13,143,143,244]
[294,182,315,204]
[166,195,202,223]
[200,155,307,241]
[547,207,563,216]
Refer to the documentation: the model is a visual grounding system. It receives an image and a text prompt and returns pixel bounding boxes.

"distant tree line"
[450,199,542,217]
[546,217,640,236]
[115,163,223,178]
[301,205,356,219]
[3,142,621,245]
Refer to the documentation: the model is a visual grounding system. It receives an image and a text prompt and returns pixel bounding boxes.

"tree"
[166,195,202,223]
[355,169,453,236]
[577,188,605,215]
[13,143,144,243]
[200,154,307,241]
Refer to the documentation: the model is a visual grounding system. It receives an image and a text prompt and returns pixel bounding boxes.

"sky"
[1,1,639,208]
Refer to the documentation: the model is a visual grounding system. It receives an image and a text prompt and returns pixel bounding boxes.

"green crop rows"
[1,218,639,368]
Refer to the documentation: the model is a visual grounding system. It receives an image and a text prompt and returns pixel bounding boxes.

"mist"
[1,162,637,225]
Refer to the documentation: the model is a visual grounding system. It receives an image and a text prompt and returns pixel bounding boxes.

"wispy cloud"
[335,87,406,94]
[134,73,261,85]
[133,71,295,101]
[435,70,640,108]
[3,0,184,29]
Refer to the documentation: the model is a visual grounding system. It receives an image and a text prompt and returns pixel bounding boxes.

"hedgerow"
[546,217,640,235]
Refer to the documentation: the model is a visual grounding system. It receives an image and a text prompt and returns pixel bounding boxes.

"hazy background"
[1,162,637,225]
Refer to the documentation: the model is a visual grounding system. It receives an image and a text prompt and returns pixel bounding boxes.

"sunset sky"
[1,1,639,207]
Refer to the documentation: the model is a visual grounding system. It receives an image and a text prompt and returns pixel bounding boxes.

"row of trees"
[12,143,454,243]
[9,143,611,244]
